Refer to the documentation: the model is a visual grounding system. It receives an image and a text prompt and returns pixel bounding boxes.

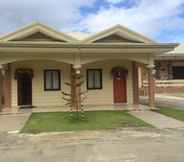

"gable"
[83,25,155,43]
[94,33,142,43]
[11,31,66,42]
[0,22,77,43]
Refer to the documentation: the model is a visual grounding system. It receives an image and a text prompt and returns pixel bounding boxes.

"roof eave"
[0,41,178,48]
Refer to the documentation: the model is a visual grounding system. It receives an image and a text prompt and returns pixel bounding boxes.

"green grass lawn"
[21,111,152,134]
[155,107,184,121]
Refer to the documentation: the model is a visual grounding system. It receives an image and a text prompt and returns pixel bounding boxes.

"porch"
[0,58,156,112]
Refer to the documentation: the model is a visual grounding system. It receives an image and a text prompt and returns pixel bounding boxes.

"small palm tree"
[62,70,87,120]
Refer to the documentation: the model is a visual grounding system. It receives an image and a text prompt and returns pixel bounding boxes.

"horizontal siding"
[83,60,133,105]
[11,60,133,108]
[11,60,71,107]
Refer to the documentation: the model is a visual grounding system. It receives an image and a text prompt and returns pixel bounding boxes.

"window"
[87,69,102,89]
[44,70,61,90]
[172,66,184,79]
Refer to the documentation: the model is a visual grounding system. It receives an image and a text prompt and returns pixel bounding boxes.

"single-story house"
[0,22,177,112]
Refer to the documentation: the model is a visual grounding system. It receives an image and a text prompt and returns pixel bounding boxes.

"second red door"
[113,72,127,103]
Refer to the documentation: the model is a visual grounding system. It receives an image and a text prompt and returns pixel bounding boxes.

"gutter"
[0,42,179,49]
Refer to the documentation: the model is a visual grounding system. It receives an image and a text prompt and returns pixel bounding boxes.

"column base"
[132,104,141,111]
[1,107,12,112]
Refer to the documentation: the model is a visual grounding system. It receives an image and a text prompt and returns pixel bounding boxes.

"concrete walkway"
[130,110,184,129]
[0,112,31,132]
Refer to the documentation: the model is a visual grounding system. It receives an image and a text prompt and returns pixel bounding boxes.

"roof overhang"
[0,42,178,54]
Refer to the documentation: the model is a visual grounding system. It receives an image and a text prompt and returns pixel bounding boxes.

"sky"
[0,0,184,42]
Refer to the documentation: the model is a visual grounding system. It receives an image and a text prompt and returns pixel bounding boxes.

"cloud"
[0,0,96,34]
[79,0,184,42]
[0,0,184,42]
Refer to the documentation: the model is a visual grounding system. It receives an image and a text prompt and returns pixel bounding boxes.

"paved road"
[1,128,184,162]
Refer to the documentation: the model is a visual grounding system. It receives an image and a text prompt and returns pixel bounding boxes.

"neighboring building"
[155,44,184,80]
[139,44,184,95]
[0,22,177,111]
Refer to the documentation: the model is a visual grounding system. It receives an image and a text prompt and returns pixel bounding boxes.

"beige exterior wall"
[10,59,133,108]
[83,60,133,105]
[11,60,71,107]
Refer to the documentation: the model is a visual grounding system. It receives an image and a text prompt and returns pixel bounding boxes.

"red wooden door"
[113,71,127,103]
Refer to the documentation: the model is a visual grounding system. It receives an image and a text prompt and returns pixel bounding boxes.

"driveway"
[140,95,184,109]
[0,128,184,162]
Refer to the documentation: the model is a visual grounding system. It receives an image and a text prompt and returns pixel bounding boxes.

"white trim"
[0,22,78,43]
[82,25,155,43]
